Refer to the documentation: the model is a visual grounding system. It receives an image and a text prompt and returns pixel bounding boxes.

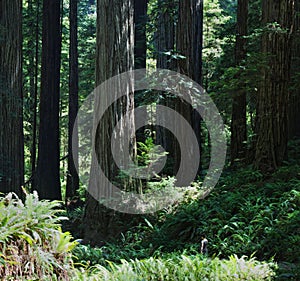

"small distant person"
[200,234,208,255]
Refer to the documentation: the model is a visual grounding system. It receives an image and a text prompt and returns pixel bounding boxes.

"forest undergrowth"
[69,139,300,280]
[0,140,299,280]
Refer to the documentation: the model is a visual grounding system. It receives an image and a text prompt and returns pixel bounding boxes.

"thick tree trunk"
[175,0,203,180]
[177,0,203,80]
[230,0,248,164]
[156,0,176,70]
[175,0,193,180]
[34,0,62,199]
[66,0,80,199]
[0,0,24,196]
[254,0,295,172]
[155,0,177,174]
[83,0,136,244]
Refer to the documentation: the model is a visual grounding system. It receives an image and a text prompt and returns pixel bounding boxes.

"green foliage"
[69,142,300,280]
[98,149,300,267]
[72,215,165,267]
[146,0,179,60]
[202,0,264,131]
[141,163,300,264]
[137,137,167,168]
[0,191,77,280]
[22,0,96,191]
[71,254,276,281]
[73,244,106,267]
[60,0,97,195]
[22,0,42,183]
[203,0,233,90]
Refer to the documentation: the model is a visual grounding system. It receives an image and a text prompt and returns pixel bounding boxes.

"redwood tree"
[31,0,41,187]
[156,0,176,70]
[174,0,203,180]
[34,0,62,199]
[155,0,177,171]
[0,0,24,196]
[66,0,80,199]
[254,0,295,172]
[83,0,136,244]
[176,0,203,82]
[230,0,248,164]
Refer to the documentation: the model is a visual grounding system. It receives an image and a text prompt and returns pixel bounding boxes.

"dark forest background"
[0,0,299,280]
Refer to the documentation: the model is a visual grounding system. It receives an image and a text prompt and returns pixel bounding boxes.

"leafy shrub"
[137,164,300,262]
[0,191,77,280]
[72,142,300,279]
[71,254,276,281]
[72,238,151,267]
[72,244,106,267]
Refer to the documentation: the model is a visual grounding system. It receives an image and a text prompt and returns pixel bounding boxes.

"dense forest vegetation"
[0,0,299,280]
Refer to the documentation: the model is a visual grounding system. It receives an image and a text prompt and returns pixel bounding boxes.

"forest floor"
[66,139,300,280]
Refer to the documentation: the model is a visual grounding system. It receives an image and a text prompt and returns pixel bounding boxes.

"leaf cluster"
[0,191,77,280]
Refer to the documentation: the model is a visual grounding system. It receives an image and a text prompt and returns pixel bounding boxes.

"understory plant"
[71,254,276,281]
[0,191,77,280]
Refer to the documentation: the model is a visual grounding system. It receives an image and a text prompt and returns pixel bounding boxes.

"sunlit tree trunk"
[254,0,295,172]
[0,0,24,196]
[230,0,248,164]
[34,0,62,199]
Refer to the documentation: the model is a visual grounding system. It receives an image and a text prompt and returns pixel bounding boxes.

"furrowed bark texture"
[0,0,24,196]
[84,0,137,244]
[255,0,295,172]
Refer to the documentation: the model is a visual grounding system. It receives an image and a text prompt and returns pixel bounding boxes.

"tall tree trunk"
[176,0,203,83]
[0,0,24,196]
[134,0,147,70]
[27,0,36,183]
[134,0,147,144]
[191,0,203,86]
[230,0,248,164]
[191,0,203,176]
[34,0,62,199]
[31,0,41,187]
[156,0,176,70]
[66,0,80,199]
[254,0,295,172]
[155,0,177,175]
[289,0,300,138]
[175,0,203,181]
[83,0,136,244]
